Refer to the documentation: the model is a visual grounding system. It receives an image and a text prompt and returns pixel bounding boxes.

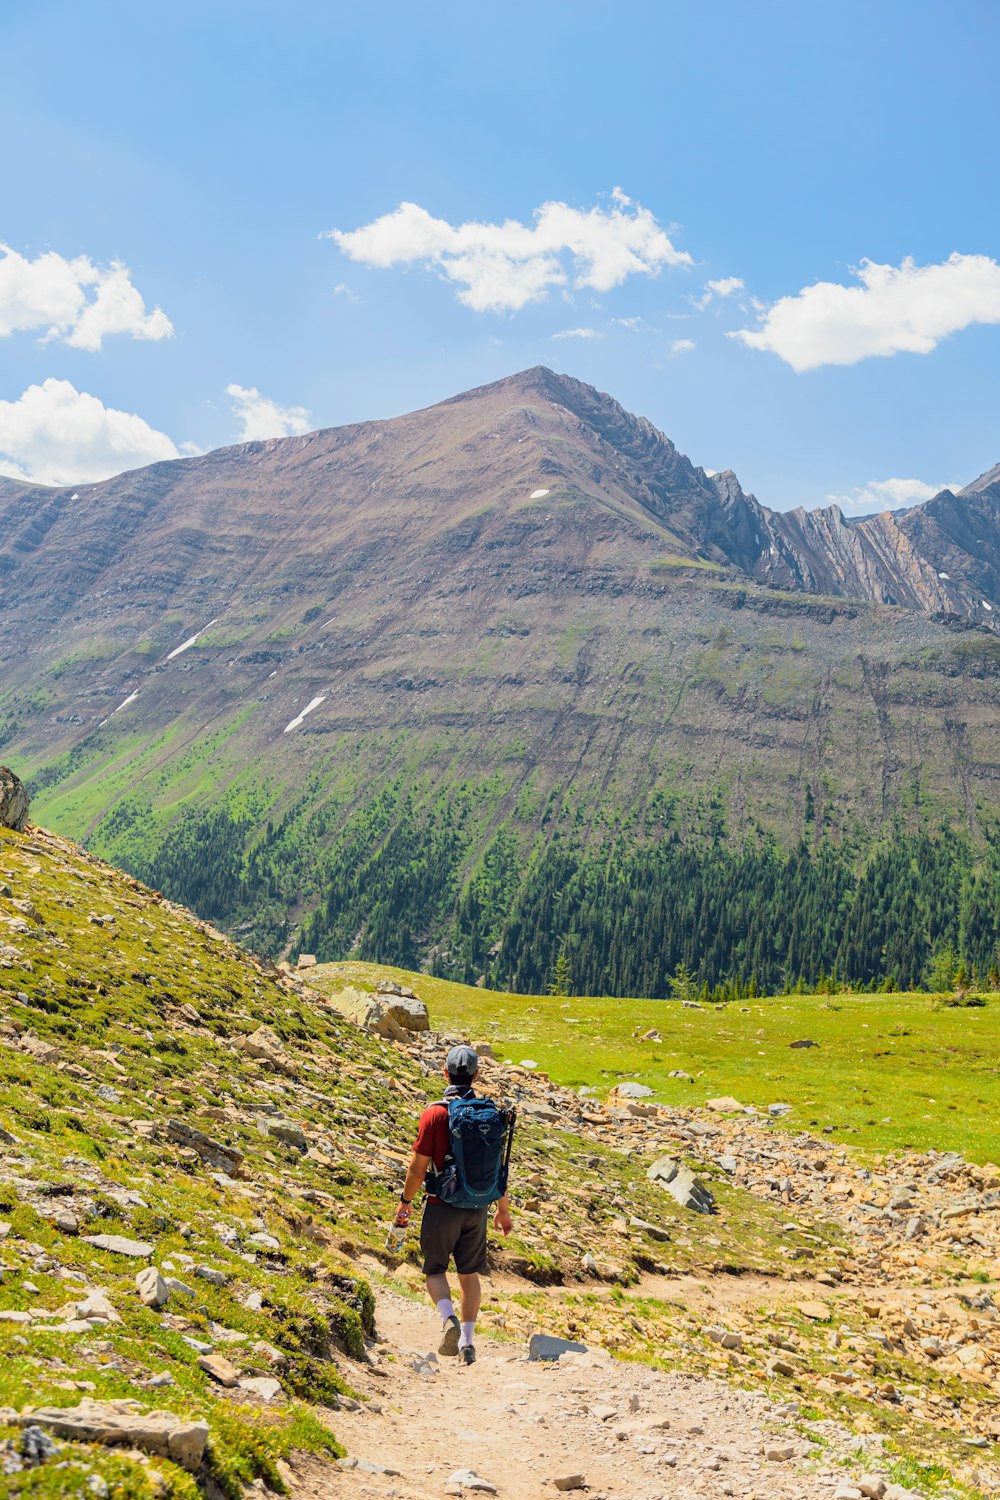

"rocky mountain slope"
[2,369,1000,974]
[2,811,999,1499]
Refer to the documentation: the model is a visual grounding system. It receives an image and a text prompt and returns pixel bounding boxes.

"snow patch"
[938,571,951,580]
[71,492,79,500]
[166,619,218,661]
[99,690,140,727]
[983,600,994,612]
[530,488,550,499]
[283,695,326,733]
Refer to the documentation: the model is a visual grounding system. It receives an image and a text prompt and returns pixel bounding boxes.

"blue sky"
[1,0,998,510]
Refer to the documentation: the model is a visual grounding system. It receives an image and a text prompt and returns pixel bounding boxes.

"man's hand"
[393,1201,412,1229]
[494,1202,513,1236]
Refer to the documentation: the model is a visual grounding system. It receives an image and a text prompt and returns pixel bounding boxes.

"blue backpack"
[431,1095,516,1210]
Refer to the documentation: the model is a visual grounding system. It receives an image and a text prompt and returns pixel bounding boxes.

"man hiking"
[392,1045,514,1366]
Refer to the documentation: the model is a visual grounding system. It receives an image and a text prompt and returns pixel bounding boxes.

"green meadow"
[310,964,1000,1164]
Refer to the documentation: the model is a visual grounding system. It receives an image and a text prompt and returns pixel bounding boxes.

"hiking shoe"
[438,1315,461,1357]
[460,1344,476,1366]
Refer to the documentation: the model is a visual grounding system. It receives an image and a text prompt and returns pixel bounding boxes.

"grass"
[310,962,1000,1164]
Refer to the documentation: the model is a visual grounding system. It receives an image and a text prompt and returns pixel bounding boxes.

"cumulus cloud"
[706,276,744,298]
[0,244,173,351]
[324,190,692,313]
[227,384,312,442]
[733,253,1000,372]
[0,378,181,486]
[551,326,600,340]
[826,476,951,516]
[670,338,695,355]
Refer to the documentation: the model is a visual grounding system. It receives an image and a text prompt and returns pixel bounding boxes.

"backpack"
[431,1095,516,1210]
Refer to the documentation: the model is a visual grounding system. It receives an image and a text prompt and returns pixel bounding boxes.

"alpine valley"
[4,367,1000,995]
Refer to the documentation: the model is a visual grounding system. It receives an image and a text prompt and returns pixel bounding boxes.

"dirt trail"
[288,1284,878,1500]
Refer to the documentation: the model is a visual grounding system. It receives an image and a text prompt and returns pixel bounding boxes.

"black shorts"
[420,1200,489,1276]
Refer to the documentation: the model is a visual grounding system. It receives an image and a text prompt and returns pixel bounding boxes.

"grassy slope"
[310,962,1000,1164]
[0,823,859,1496]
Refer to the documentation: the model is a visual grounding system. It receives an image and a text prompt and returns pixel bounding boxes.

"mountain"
[3,367,1000,990]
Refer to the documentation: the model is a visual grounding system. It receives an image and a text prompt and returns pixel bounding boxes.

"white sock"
[459,1320,476,1349]
[436,1298,455,1325]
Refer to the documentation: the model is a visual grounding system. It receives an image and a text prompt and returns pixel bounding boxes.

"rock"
[447,1471,497,1494]
[246,1231,281,1251]
[19,1424,60,1466]
[75,1288,119,1323]
[833,1488,863,1500]
[375,991,430,1032]
[265,1120,308,1151]
[706,1096,745,1112]
[789,1038,819,1048]
[297,953,317,968]
[81,1235,152,1258]
[51,1209,79,1235]
[628,1216,670,1242]
[766,1355,796,1376]
[240,1025,297,1076]
[857,1479,887,1499]
[612,1082,653,1099]
[552,1476,586,1491]
[14,1401,207,1473]
[528,1332,589,1361]
[704,1326,743,1350]
[796,1300,832,1321]
[0,767,29,832]
[647,1156,715,1213]
[333,986,430,1037]
[768,1102,793,1117]
[239,1376,283,1401]
[667,1069,693,1080]
[197,1354,240,1386]
[195,1265,227,1287]
[764,1444,795,1460]
[136,1267,169,1309]
[165,1118,243,1176]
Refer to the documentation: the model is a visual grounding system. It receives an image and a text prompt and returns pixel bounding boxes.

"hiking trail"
[286,1280,886,1500]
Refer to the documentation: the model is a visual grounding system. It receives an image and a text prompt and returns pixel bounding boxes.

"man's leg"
[425,1271,454,1321]
[421,1204,462,1355]
[457,1271,481,1335]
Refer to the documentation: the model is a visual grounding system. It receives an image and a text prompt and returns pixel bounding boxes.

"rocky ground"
[0,821,998,1497]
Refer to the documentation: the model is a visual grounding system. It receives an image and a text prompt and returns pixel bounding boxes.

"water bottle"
[385,1222,407,1256]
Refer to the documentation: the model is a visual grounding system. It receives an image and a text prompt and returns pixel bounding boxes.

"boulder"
[239,1024,297,1076]
[611,1082,653,1099]
[14,1401,207,1473]
[165,1118,243,1175]
[136,1267,169,1309]
[81,1235,153,1258]
[647,1156,715,1214]
[0,766,29,832]
[326,986,429,1039]
[197,1354,240,1386]
[528,1332,589,1361]
[705,1096,745,1112]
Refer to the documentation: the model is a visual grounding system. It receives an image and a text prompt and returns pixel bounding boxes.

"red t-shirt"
[414,1092,472,1203]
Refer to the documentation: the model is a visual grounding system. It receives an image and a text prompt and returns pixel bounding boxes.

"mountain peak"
[959,462,1000,497]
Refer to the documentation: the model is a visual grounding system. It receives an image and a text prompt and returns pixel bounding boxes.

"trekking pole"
[502,1104,516,1184]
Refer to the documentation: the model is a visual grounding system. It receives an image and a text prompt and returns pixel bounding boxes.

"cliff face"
[1,366,998,953]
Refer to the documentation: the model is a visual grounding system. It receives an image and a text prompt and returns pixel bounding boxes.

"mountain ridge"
[3,366,1000,986]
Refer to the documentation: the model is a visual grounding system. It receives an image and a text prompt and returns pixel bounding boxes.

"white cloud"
[611,315,644,330]
[333,282,359,302]
[826,476,951,516]
[0,378,181,486]
[670,338,695,356]
[706,276,744,298]
[551,326,600,340]
[0,244,173,351]
[733,253,1000,372]
[325,190,692,313]
[227,384,312,442]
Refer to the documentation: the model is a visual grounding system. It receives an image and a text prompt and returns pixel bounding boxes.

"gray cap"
[446,1045,479,1080]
